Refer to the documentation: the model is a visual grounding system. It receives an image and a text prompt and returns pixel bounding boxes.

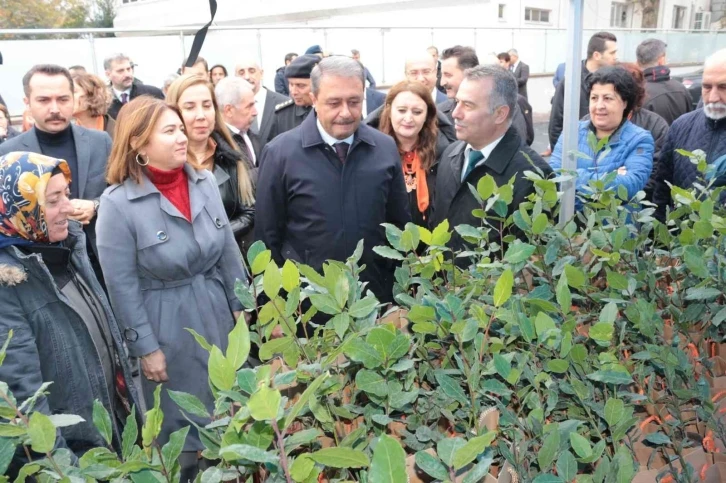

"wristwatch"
[93,199,100,214]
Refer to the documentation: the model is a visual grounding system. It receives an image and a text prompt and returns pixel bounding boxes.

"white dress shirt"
[225,123,257,166]
[254,88,267,129]
[317,119,354,150]
[461,135,505,182]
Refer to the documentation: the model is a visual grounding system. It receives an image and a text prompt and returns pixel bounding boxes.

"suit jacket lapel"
[24,128,42,152]
[72,125,90,199]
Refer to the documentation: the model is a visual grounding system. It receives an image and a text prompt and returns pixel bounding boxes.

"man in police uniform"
[267,54,319,142]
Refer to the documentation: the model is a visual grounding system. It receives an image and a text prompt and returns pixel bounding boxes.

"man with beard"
[653,49,726,221]
[0,64,112,282]
[105,53,164,119]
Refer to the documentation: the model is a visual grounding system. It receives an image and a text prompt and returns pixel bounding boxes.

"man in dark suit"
[215,77,259,170]
[235,58,289,147]
[365,87,385,117]
[406,52,448,105]
[104,53,164,120]
[0,64,112,280]
[433,65,551,255]
[256,56,411,303]
[508,49,529,99]
[439,47,532,146]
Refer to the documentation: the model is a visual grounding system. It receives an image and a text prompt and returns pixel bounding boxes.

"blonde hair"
[106,96,181,185]
[166,73,254,206]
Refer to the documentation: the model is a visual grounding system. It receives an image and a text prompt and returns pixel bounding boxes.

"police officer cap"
[285,54,319,79]
[305,44,323,55]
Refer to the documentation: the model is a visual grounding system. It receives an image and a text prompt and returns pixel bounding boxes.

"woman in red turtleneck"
[96,96,248,482]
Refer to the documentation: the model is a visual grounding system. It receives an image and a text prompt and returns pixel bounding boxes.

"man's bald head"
[703,48,726,120]
[235,59,263,94]
[405,52,437,91]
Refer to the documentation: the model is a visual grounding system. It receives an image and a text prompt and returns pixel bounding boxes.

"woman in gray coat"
[96,97,247,480]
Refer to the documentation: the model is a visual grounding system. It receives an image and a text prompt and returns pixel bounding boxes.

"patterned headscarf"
[0,152,72,248]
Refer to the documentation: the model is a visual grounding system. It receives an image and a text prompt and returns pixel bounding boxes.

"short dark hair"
[285,52,298,63]
[68,65,86,72]
[636,38,667,66]
[587,66,639,119]
[23,64,74,97]
[497,52,511,63]
[587,31,617,59]
[441,45,479,70]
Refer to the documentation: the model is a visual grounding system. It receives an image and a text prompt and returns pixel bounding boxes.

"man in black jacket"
[433,65,552,254]
[104,53,164,119]
[637,38,693,126]
[653,49,726,221]
[255,56,411,302]
[274,52,297,96]
[548,32,618,148]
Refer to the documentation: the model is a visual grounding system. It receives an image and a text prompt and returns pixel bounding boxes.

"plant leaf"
[310,447,370,468]
[219,444,278,463]
[569,433,593,458]
[604,399,624,427]
[452,431,496,470]
[369,434,407,482]
[283,372,330,431]
[28,412,56,454]
[556,450,577,481]
[247,385,281,421]
[226,318,251,371]
[263,261,282,299]
[281,260,300,292]
[92,400,112,446]
[414,451,449,481]
[538,427,560,471]
[493,269,513,307]
[208,346,235,391]
[168,391,210,419]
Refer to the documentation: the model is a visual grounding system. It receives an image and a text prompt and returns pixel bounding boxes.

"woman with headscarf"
[96,96,247,481]
[0,152,139,475]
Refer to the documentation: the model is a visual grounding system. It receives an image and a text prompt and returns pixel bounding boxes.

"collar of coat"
[301,110,378,149]
[447,125,521,176]
[124,163,208,201]
[0,221,84,286]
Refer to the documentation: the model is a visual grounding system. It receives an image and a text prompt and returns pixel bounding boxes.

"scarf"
[0,152,72,249]
[401,150,429,216]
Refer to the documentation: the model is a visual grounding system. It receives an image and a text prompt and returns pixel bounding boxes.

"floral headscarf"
[0,152,72,248]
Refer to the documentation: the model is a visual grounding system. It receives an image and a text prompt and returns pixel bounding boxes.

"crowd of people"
[0,33,724,480]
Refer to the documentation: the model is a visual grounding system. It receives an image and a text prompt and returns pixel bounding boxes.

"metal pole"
[380,28,386,85]
[179,31,186,63]
[88,33,98,75]
[256,29,263,65]
[558,0,584,226]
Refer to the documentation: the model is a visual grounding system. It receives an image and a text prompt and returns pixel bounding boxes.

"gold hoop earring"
[136,153,149,166]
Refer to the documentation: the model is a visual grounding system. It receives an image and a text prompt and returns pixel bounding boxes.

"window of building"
[610,2,628,28]
[672,6,686,29]
[524,8,550,23]
[694,12,712,30]
[498,4,505,19]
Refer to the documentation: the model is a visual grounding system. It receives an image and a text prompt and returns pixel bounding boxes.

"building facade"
[115,0,716,31]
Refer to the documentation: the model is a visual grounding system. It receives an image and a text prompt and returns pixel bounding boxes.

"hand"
[68,199,96,224]
[233,311,252,324]
[140,349,168,383]
[617,167,628,175]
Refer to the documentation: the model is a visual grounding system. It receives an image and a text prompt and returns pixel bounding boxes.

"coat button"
[157,231,168,241]
[214,218,223,228]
